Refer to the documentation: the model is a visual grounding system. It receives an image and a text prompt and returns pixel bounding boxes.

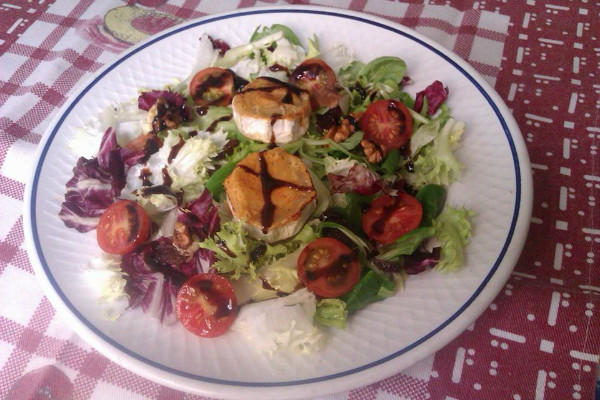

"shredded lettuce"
[231,288,327,355]
[433,207,474,272]
[216,26,306,81]
[168,135,220,192]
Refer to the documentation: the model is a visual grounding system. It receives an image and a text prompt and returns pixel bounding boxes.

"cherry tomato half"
[289,59,341,110]
[176,273,238,338]
[297,238,360,298]
[360,99,413,150]
[362,193,423,245]
[189,67,234,107]
[96,200,152,255]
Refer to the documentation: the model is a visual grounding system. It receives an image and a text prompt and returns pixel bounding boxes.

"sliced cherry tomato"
[96,200,151,255]
[289,59,341,110]
[360,99,413,150]
[176,273,237,338]
[362,193,423,245]
[189,67,234,107]
[297,238,360,298]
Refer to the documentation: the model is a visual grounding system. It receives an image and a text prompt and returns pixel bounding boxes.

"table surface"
[1,1,599,399]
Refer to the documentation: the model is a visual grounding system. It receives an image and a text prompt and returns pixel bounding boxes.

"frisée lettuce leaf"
[433,207,474,272]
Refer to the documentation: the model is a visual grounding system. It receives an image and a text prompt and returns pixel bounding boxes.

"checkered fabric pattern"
[1,1,599,399]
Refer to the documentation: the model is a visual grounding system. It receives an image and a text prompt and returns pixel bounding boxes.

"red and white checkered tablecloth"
[1,1,599,399]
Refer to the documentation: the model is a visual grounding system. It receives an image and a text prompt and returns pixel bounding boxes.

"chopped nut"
[172,221,192,250]
[361,139,385,163]
[324,117,356,143]
[148,97,189,134]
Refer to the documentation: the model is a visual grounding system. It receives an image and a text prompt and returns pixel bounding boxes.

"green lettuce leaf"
[341,270,395,314]
[315,299,348,329]
[377,227,436,261]
[198,220,254,279]
[339,57,407,112]
[250,24,301,46]
[434,206,474,272]
[403,118,466,188]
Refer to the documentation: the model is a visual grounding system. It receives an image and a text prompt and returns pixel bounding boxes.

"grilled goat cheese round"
[232,77,311,144]
[224,148,316,242]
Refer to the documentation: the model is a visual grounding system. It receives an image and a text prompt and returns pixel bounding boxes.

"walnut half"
[324,117,356,143]
[172,221,192,250]
[361,139,387,164]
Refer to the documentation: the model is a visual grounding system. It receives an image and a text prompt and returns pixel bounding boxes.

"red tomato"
[189,67,234,107]
[97,200,151,255]
[297,238,360,298]
[289,59,341,110]
[362,193,423,245]
[360,99,413,150]
[176,273,237,338]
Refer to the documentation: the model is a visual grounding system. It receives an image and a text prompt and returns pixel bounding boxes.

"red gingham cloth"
[1,1,599,399]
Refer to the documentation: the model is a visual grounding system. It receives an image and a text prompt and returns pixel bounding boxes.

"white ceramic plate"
[25,6,532,399]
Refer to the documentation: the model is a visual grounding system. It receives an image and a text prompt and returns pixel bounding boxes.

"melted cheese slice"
[224,147,316,242]
[232,77,311,144]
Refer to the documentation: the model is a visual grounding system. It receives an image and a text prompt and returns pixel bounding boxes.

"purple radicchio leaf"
[58,157,114,232]
[119,135,161,167]
[207,35,231,56]
[177,189,220,240]
[414,81,449,116]
[138,89,185,111]
[327,164,382,196]
[120,238,190,325]
[98,127,118,170]
[97,127,126,197]
[108,149,125,198]
[178,248,216,277]
[402,247,441,275]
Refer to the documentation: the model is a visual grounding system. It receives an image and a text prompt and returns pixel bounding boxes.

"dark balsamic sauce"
[139,185,183,205]
[372,196,400,234]
[162,166,172,187]
[305,253,355,283]
[269,63,290,75]
[140,136,160,164]
[206,115,232,132]
[269,113,282,145]
[216,239,236,258]
[125,203,140,242]
[228,69,249,92]
[191,278,235,319]
[139,168,152,187]
[168,137,185,163]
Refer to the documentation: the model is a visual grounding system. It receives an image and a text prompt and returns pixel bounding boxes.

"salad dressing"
[304,253,354,282]
[139,168,152,187]
[162,166,172,187]
[168,137,185,163]
[206,115,232,132]
[372,197,400,234]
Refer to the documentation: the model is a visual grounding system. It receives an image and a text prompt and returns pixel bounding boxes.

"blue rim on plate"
[30,8,521,387]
